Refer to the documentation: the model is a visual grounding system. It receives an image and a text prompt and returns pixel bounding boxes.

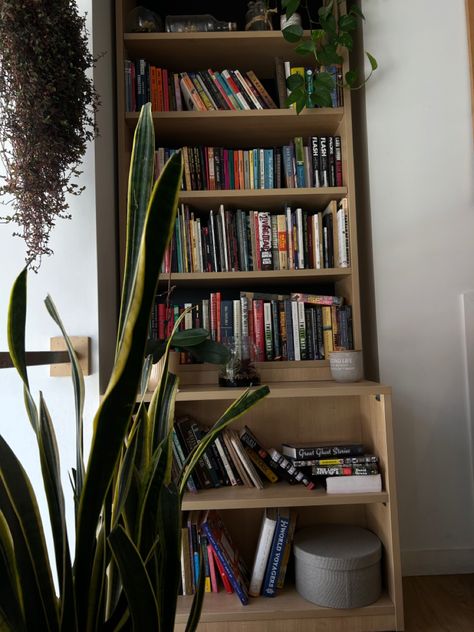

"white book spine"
[214,436,238,486]
[202,299,210,332]
[296,207,304,269]
[229,431,264,489]
[249,510,278,597]
[297,300,306,359]
[235,69,263,109]
[285,206,294,271]
[184,303,193,330]
[263,301,273,360]
[291,301,301,361]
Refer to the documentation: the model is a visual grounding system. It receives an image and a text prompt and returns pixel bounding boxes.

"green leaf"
[286,73,304,91]
[37,395,76,631]
[318,43,343,65]
[310,87,333,108]
[85,524,107,632]
[286,87,305,106]
[156,485,181,630]
[74,111,182,626]
[366,51,378,70]
[349,5,365,20]
[0,436,59,632]
[314,71,335,91]
[44,295,85,507]
[311,29,325,43]
[320,13,337,36]
[336,31,353,51]
[0,512,25,632]
[185,339,231,365]
[345,69,358,88]
[109,526,160,631]
[179,386,270,495]
[171,328,208,347]
[318,0,334,22]
[7,269,38,432]
[117,103,155,352]
[111,424,140,530]
[282,0,300,19]
[295,40,316,55]
[338,13,357,32]
[282,24,303,43]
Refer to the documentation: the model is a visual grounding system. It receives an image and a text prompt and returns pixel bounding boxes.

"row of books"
[181,508,296,603]
[161,200,350,274]
[151,292,354,363]
[124,60,277,112]
[275,59,344,109]
[172,418,381,497]
[154,135,343,192]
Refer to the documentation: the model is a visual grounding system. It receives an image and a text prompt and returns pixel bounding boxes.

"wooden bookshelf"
[115,1,403,630]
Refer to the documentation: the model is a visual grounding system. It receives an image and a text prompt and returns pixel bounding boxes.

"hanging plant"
[0,0,99,270]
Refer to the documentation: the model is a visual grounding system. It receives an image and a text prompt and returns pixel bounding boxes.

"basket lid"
[293,524,382,571]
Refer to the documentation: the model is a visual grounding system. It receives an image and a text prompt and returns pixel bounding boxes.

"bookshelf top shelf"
[172,380,391,402]
[123,31,314,76]
[124,109,344,146]
[182,481,388,511]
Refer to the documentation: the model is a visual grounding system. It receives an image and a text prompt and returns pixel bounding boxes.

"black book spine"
[175,420,210,489]
[328,136,336,187]
[239,427,281,479]
[199,70,228,110]
[305,307,314,360]
[311,136,321,188]
[229,69,255,109]
[270,300,281,360]
[315,305,324,359]
[318,136,329,187]
[191,422,222,488]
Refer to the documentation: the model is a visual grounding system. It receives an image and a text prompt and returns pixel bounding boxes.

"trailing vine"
[0,0,99,270]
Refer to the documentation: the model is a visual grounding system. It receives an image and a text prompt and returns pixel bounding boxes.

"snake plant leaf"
[0,511,25,632]
[156,484,181,630]
[171,328,209,347]
[109,526,160,631]
[179,385,270,495]
[111,423,140,531]
[85,524,107,632]
[37,394,76,632]
[44,295,85,504]
[7,268,38,432]
[184,545,206,632]
[74,127,182,623]
[117,102,155,351]
[185,339,231,365]
[0,436,59,632]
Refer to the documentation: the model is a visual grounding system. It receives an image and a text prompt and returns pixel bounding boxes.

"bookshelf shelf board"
[176,187,348,211]
[124,31,315,76]
[181,482,388,511]
[176,588,394,624]
[158,268,352,287]
[171,380,391,402]
[124,109,344,145]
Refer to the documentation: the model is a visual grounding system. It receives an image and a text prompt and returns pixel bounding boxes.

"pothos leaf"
[366,52,378,71]
[282,24,303,43]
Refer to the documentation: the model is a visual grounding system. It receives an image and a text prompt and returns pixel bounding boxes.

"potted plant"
[0,103,269,631]
[281,0,378,112]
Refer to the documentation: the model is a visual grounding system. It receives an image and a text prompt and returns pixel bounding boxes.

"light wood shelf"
[125,109,344,145]
[182,481,388,511]
[170,380,391,402]
[175,187,347,210]
[176,588,394,625]
[123,31,316,77]
[158,268,352,287]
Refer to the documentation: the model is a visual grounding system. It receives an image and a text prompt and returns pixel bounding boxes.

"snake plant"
[0,103,269,631]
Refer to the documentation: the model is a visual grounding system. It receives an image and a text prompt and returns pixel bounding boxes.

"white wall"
[363,0,474,574]
[0,0,99,558]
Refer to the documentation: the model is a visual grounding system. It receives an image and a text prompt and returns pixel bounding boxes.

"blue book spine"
[253,149,259,189]
[264,149,274,188]
[220,300,234,341]
[262,510,290,597]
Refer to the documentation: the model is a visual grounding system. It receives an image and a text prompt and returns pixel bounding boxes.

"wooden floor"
[403,574,474,631]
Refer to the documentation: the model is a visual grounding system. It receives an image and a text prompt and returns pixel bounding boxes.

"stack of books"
[151,292,354,363]
[281,441,382,493]
[154,135,343,191]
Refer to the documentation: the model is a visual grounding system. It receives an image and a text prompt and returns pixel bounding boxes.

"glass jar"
[165,14,237,33]
[126,6,163,32]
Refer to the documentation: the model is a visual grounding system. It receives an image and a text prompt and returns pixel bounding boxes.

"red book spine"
[208,68,235,110]
[233,151,240,189]
[207,544,219,592]
[253,299,265,361]
[210,293,217,341]
[158,303,166,339]
[212,547,233,594]
[216,292,222,342]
